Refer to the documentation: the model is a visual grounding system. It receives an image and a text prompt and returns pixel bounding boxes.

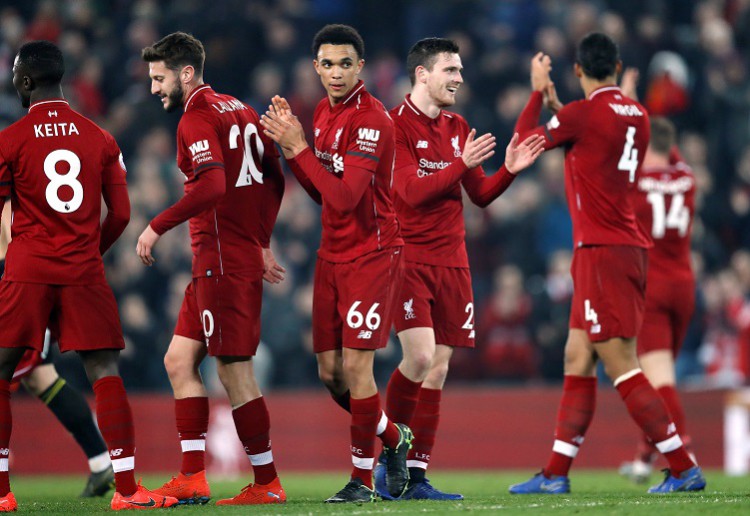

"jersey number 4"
[229,123,264,187]
[618,126,639,183]
[45,149,84,213]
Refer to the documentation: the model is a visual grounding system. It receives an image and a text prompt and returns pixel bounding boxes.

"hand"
[504,133,546,175]
[620,67,639,100]
[136,224,160,266]
[461,129,497,169]
[543,81,563,114]
[530,52,553,92]
[260,95,308,158]
[262,247,286,284]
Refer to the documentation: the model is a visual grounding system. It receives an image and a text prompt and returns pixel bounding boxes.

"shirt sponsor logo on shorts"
[357,330,373,339]
[403,298,416,320]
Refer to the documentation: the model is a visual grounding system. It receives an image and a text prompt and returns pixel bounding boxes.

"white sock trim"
[614,368,642,387]
[352,456,374,470]
[376,411,388,436]
[89,451,111,473]
[181,439,206,452]
[0,458,7,472]
[248,450,274,466]
[655,434,684,454]
[553,439,580,458]
[406,460,428,469]
[111,456,134,473]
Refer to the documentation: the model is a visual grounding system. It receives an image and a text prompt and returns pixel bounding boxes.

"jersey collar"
[184,84,212,112]
[402,94,443,126]
[28,98,69,113]
[330,81,366,113]
[588,85,621,100]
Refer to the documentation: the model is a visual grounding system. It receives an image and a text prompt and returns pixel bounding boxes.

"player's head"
[312,24,365,104]
[142,32,205,112]
[575,32,621,82]
[13,41,65,108]
[407,37,462,107]
[648,117,676,157]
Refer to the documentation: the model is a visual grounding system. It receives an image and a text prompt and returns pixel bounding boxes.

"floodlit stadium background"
[1,0,749,474]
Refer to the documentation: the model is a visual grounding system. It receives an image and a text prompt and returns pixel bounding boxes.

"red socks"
[0,381,11,497]
[93,376,137,496]
[232,397,277,485]
[658,385,690,447]
[544,376,596,478]
[616,371,694,476]
[406,387,441,469]
[350,394,381,488]
[176,397,209,474]
[385,368,421,427]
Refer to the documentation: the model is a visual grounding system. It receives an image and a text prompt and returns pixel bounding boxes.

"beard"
[163,82,184,112]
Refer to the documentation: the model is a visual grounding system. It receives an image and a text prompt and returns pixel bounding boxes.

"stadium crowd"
[0,0,748,391]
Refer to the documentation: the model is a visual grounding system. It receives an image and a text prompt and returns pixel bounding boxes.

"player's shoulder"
[350,94,393,129]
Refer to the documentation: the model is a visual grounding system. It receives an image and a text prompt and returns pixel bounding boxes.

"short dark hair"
[649,117,676,155]
[141,32,205,77]
[17,40,64,86]
[576,32,619,80]
[312,24,365,60]
[406,38,460,86]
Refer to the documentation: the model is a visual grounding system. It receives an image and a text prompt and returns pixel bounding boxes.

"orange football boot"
[215,477,286,505]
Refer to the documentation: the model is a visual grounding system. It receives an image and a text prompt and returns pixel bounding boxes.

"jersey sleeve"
[344,109,393,174]
[393,122,468,208]
[0,137,11,198]
[515,91,583,151]
[101,131,128,185]
[179,112,226,176]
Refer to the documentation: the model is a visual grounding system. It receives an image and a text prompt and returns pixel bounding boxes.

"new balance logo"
[667,422,676,435]
[189,140,209,155]
[0,448,8,457]
[109,448,124,457]
[357,128,380,141]
[357,330,373,339]
[416,140,428,149]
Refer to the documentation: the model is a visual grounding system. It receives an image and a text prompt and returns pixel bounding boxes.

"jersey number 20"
[229,123,264,187]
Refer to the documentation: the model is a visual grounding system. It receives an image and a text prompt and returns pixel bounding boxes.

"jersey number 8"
[45,149,84,213]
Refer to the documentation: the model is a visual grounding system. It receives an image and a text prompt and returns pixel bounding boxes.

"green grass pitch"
[10,470,750,514]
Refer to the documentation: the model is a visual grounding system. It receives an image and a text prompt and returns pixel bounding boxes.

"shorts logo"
[667,422,676,435]
[584,299,601,334]
[202,309,215,338]
[404,298,416,320]
[109,448,123,457]
[416,140,428,149]
[0,448,8,457]
[357,330,373,339]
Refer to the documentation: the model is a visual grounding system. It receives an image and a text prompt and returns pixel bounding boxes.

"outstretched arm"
[463,133,545,207]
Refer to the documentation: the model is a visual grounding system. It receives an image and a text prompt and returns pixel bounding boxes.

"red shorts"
[569,246,647,342]
[0,280,124,352]
[313,247,403,352]
[637,276,695,356]
[393,262,475,348]
[174,272,262,357]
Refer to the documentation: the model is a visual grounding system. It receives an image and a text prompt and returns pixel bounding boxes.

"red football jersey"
[175,85,281,277]
[0,99,127,285]
[390,96,472,267]
[309,81,401,262]
[517,87,652,249]
[633,160,695,282]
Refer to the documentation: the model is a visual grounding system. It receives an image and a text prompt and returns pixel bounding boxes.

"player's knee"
[428,359,450,385]
[404,349,433,379]
[163,347,194,381]
[318,365,344,392]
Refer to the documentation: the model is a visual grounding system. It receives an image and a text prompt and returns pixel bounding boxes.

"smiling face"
[148,61,184,112]
[422,52,463,108]
[313,43,364,105]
